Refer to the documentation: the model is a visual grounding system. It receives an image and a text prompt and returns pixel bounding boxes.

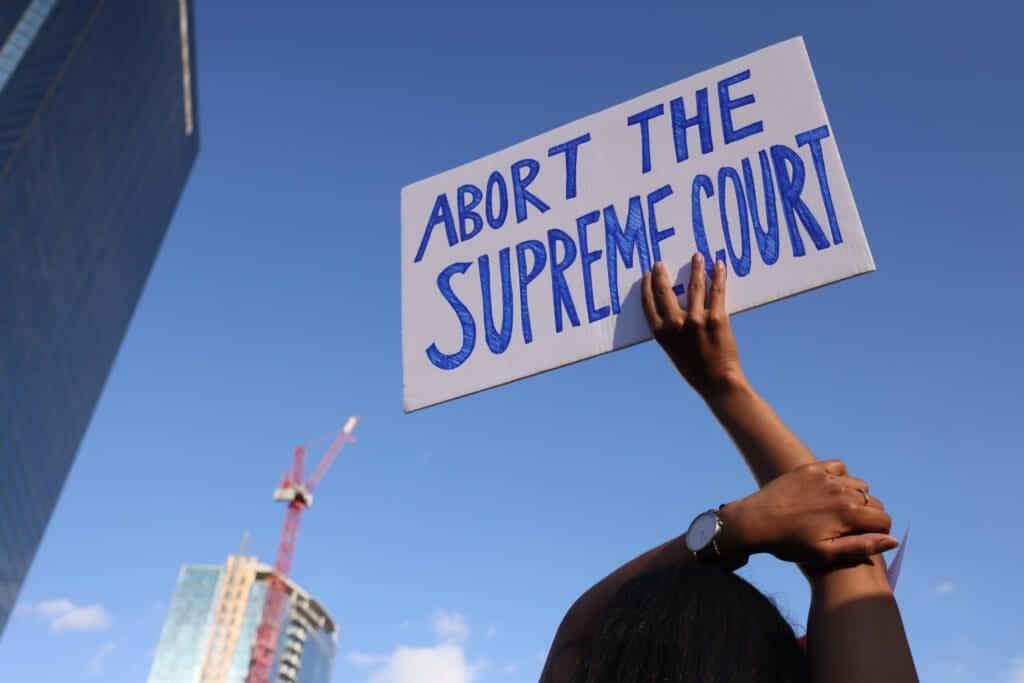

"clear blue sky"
[2,1,1022,681]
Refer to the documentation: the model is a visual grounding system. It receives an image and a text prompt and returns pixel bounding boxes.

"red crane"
[245,416,359,683]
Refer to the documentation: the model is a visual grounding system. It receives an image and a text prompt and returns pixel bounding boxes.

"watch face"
[686,512,719,552]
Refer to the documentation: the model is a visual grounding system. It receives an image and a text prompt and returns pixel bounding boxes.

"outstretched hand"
[642,253,743,398]
[724,460,899,569]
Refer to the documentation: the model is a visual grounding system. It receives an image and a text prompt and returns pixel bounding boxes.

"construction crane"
[244,416,359,683]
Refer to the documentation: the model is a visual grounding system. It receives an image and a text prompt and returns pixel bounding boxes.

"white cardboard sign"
[401,37,873,412]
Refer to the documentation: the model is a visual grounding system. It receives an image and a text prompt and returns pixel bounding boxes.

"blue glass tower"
[0,0,200,637]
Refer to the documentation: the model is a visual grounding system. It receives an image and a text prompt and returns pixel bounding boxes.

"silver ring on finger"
[856,487,870,505]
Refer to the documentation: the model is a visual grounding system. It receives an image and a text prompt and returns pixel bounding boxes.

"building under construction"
[147,417,359,683]
[145,551,337,683]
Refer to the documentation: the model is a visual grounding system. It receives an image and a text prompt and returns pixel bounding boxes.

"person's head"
[576,562,808,683]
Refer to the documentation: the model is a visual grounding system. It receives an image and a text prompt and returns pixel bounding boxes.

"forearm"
[540,534,693,682]
[807,566,918,682]
[703,373,818,486]
[566,533,692,630]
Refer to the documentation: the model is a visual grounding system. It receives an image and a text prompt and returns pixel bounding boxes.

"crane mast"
[244,417,359,683]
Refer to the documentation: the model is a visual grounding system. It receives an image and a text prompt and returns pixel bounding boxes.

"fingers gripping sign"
[708,255,728,324]
[642,253,743,398]
[685,253,707,323]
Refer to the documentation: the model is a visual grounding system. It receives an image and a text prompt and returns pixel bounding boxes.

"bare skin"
[540,254,918,683]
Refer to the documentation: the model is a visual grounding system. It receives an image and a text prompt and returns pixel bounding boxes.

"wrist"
[808,559,894,600]
[714,499,759,569]
[807,554,894,590]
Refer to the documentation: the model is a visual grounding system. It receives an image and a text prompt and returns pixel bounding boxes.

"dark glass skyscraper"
[0,0,199,637]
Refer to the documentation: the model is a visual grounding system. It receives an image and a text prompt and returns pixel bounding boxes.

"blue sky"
[2,0,1022,681]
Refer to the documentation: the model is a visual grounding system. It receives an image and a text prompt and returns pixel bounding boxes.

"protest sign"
[401,37,873,412]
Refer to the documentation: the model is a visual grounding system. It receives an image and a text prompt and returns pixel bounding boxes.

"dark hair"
[575,562,808,683]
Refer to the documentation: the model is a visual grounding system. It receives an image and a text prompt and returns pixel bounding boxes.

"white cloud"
[937,581,955,595]
[20,599,113,633]
[433,610,470,645]
[1005,658,1024,683]
[503,663,520,674]
[365,643,481,683]
[350,610,484,683]
[350,651,389,667]
[89,640,117,675]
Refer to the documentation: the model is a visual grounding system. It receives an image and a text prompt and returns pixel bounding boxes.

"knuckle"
[653,327,674,343]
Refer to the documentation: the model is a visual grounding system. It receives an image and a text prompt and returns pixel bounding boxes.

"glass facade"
[0,1,59,92]
[295,623,337,683]
[225,581,270,682]
[269,594,339,683]
[147,560,338,683]
[0,0,200,637]
[148,567,225,683]
[0,3,35,67]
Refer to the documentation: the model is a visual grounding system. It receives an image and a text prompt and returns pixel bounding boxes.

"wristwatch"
[685,506,746,570]
[685,507,725,559]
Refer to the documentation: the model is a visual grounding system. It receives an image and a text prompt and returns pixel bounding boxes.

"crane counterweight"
[272,483,313,509]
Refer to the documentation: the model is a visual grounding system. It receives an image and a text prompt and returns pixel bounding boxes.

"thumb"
[823,533,899,564]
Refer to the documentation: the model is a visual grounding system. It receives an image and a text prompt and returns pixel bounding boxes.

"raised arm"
[642,254,918,683]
